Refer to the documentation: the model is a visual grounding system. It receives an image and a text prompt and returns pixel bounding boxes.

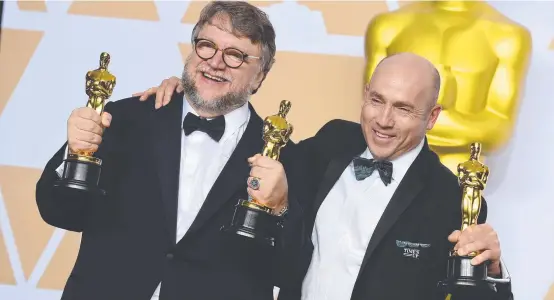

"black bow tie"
[182,112,225,142]
[352,157,393,186]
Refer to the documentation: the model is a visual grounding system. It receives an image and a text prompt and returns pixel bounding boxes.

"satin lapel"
[309,131,367,237]
[309,156,351,232]
[181,105,264,239]
[354,144,433,285]
[150,92,184,242]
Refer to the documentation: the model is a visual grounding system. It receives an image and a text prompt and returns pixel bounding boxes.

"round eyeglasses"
[194,38,261,69]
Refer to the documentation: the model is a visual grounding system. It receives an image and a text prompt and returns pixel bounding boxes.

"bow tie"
[182,112,225,142]
[352,157,393,186]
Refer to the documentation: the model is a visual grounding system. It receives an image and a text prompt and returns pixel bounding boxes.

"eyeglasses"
[193,38,261,69]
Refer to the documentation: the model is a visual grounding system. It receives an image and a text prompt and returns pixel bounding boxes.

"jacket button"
[166,253,174,260]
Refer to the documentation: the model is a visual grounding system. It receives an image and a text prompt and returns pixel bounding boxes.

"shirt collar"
[359,138,425,184]
[181,95,250,142]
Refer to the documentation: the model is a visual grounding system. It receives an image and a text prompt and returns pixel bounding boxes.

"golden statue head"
[469,142,482,161]
[85,52,116,104]
[278,100,291,118]
[99,52,110,69]
[263,100,293,146]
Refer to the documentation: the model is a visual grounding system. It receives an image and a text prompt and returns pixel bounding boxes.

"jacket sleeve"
[35,101,123,232]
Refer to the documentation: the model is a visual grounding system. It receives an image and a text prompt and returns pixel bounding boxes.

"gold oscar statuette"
[457,142,489,235]
[439,142,508,298]
[222,100,293,247]
[54,52,116,196]
[364,1,532,172]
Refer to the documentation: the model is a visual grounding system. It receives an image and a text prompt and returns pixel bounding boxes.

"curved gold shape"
[364,1,532,171]
[244,100,294,212]
[77,52,117,160]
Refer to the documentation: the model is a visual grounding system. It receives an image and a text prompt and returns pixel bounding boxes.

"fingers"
[76,107,102,124]
[75,117,103,135]
[456,240,486,256]
[68,107,105,153]
[247,187,271,207]
[470,249,493,266]
[74,131,102,151]
[138,88,156,101]
[248,153,262,164]
[448,230,461,244]
[101,112,112,128]
[248,154,280,169]
[249,166,271,179]
[155,85,165,110]
[162,76,182,107]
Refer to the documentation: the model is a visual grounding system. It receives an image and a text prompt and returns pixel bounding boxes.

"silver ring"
[249,177,260,190]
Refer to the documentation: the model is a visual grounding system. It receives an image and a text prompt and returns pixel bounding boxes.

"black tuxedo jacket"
[35,92,303,300]
[279,119,513,300]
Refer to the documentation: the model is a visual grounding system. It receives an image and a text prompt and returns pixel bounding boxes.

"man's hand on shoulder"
[132,76,183,109]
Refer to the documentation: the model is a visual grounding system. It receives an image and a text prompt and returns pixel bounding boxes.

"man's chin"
[368,146,395,161]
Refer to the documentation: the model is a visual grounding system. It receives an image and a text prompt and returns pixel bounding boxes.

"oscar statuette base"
[437,254,496,300]
[221,200,281,247]
[53,155,106,196]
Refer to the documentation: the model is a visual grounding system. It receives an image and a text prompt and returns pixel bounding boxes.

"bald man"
[134,53,512,300]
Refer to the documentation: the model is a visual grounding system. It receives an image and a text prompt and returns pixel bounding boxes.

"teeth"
[374,130,392,138]
[203,73,225,82]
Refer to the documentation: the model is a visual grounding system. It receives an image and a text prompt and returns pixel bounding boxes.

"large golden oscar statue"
[223,100,293,247]
[364,1,532,172]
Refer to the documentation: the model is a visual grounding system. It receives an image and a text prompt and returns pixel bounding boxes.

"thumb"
[132,92,144,97]
[101,112,112,128]
[448,230,461,243]
[177,85,184,93]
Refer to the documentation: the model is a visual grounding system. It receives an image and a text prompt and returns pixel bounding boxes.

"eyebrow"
[369,91,385,101]
[369,91,415,109]
[197,36,246,52]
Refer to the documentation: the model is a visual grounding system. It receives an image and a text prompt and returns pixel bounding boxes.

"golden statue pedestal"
[222,100,293,247]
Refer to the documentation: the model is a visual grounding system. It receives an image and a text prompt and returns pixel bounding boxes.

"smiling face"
[181,14,265,117]
[361,53,442,161]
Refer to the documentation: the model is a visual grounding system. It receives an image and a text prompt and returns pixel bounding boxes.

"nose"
[376,106,394,128]
[207,50,226,70]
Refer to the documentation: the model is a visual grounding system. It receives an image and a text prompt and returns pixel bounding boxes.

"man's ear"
[426,104,442,130]
[251,71,267,95]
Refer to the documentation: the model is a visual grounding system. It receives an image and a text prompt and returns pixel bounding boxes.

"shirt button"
[166,253,174,260]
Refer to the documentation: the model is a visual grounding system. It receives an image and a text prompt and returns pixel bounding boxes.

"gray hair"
[191,1,276,93]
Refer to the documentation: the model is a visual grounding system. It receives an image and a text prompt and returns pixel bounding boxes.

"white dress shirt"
[150,98,250,299]
[301,139,425,300]
[56,97,251,300]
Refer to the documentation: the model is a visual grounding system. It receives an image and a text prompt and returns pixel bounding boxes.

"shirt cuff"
[499,258,511,280]
[488,258,511,284]
[55,145,70,178]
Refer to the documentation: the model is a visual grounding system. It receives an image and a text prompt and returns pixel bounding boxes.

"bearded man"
[35,2,302,300]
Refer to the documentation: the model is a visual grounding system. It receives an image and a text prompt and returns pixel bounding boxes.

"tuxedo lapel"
[310,131,367,236]
[182,104,264,239]
[354,143,433,284]
[150,92,184,242]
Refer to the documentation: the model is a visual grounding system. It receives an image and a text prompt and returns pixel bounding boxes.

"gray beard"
[181,65,250,116]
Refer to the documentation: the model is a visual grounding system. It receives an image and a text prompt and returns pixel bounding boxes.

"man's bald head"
[361,52,442,161]
[372,52,441,108]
